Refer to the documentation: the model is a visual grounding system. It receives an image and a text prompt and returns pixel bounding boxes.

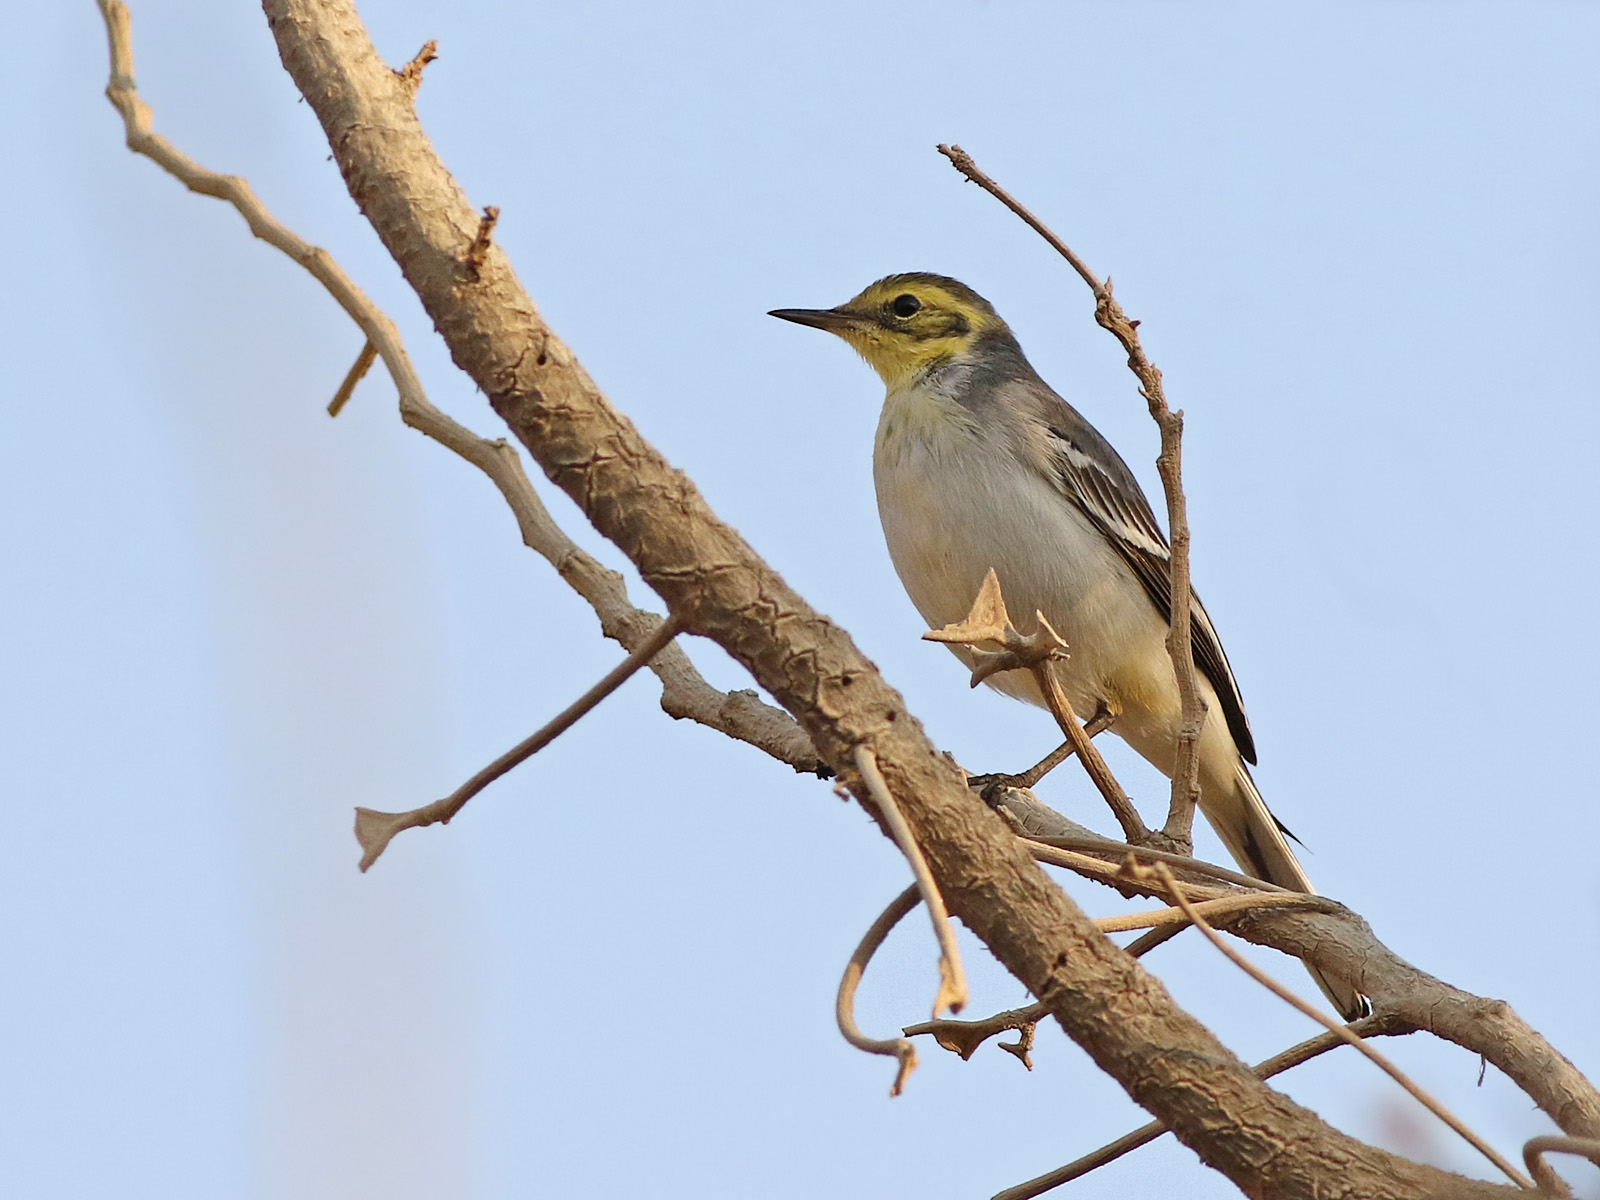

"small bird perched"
[771,272,1365,1021]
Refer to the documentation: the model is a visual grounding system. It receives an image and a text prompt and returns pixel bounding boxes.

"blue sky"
[5,3,1598,1197]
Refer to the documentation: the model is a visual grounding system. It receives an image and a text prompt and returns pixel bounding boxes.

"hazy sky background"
[6,2,1599,1198]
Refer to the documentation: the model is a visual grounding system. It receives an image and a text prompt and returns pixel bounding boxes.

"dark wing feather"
[1038,405,1258,765]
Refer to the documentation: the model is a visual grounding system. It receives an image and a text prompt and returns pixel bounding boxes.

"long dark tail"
[1199,763,1369,1022]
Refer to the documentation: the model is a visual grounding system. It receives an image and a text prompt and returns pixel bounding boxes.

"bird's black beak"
[768,306,869,332]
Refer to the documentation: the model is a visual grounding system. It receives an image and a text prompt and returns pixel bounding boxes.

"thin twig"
[96,0,823,784]
[1030,833,1293,894]
[938,143,1206,851]
[1146,861,1535,1191]
[1119,923,1185,959]
[1094,890,1325,933]
[354,612,685,871]
[835,885,922,1096]
[903,922,1178,1068]
[855,746,968,1017]
[994,1014,1402,1200]
[1522,1136,1599,1198]
[1030,665,1148,843]
[1028,842,1232,903]
[327,339,377,416]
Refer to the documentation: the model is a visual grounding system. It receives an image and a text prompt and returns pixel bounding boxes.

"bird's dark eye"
[891,293,922,318]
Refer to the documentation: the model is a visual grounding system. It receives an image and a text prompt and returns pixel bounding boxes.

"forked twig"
[903,920,1181,1069]
[994,1013,1403,1200]
[855,747,967,1017]
[355,613,685,870]
[927,570,1148,843]
[1145,861,1535,1191]
[836,885,922,1096]
[938,143,1206,851]
[905,1000,1046,1066]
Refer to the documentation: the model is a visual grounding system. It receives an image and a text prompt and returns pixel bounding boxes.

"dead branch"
[938,143,1205,850]
[995,783,1600,1144]
[902,922,1182,1068]
[354,612,684,871]
[95,0,822,782]
[99,2,1595,1195]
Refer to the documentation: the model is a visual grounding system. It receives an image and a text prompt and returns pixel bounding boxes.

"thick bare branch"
[253,4,1555,1193]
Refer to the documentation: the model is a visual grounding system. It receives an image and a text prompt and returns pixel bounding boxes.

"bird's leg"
[968,703,1117,801]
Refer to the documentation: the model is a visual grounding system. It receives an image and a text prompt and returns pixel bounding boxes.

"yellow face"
[770,273,1003,391]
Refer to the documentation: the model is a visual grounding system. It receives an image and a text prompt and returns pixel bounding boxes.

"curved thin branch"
[1522,1136,1599,1198]
[128,4,1588,1194]
[835,885,922,1096]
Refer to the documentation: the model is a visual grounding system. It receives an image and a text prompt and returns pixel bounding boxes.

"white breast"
[872,383,1166,715]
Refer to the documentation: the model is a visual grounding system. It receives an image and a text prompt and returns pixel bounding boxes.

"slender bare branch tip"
[328,339,378,416]
[354,614,684,871]
[464,204,500,280]
[395,39,438,94]
[854,746,968,1017]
